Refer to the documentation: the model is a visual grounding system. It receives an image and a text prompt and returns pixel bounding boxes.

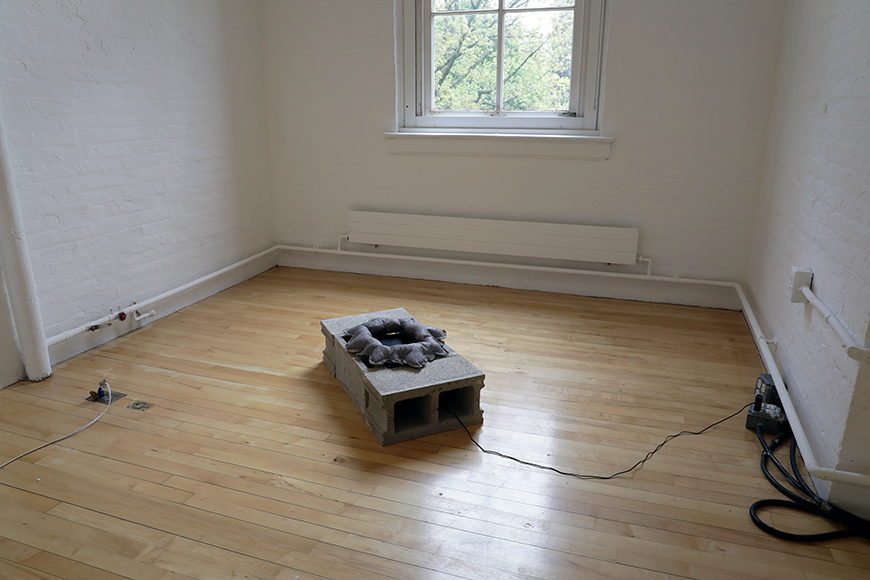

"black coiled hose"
[750,426,870,542]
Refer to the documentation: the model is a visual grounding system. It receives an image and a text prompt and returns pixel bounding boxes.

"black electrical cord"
[449,403,751,481]
[750,425,870,542]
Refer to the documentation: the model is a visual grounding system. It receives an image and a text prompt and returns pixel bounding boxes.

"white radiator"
[347,211,639,266]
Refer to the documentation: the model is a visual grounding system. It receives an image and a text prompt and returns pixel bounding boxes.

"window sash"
[402,0,605,132]
[426,2,580,115]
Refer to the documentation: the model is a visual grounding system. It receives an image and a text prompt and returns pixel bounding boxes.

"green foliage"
[433,12,498,111]
[431,0,575,113]
[433,0,498,10]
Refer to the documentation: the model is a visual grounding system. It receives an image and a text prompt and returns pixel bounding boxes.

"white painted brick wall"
[0,260,25,386]
[264,0,784,281]
[0,0,273,339]
[746,0,870,515]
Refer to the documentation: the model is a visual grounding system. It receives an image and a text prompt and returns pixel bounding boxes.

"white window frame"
[399,0,607,135]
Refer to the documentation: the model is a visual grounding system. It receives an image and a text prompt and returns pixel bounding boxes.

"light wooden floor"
[1,267,868,580]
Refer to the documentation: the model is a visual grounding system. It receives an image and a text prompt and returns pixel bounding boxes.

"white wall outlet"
[789,267,814,303]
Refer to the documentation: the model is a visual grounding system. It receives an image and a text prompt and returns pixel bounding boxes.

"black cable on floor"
[750,426,870,542]
[449,403,751,481]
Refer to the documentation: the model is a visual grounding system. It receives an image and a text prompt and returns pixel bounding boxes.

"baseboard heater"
[345,211,640,266]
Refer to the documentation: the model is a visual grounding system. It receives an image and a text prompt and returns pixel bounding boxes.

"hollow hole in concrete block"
[364,389,370,409]
[394,395,431,433]
[373,330,417,347]
[439,386,475,422]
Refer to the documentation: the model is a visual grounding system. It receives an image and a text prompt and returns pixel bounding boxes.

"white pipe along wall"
[734,284,870,489]
[0,112,51,381]
[45,246,280,348]
[799,285,870,363]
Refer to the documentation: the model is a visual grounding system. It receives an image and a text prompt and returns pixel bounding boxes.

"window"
[399,0,607,134]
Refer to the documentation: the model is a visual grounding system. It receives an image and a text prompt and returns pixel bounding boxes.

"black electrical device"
[746,374,786,434]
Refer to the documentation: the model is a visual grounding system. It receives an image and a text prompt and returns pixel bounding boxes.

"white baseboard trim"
[45,243,743,370]
[276,246,743,310]
[48,249,278,366]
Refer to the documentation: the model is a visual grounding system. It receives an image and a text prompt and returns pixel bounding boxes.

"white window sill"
[384,131,613,160]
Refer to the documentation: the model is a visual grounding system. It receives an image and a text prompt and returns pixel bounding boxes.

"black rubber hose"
[757,428,813,505]
[757,427,808,498]
[749,499,860,542]
[750,426,870,542]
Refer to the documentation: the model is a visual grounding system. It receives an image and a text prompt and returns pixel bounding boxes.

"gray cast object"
[343,317,448,368]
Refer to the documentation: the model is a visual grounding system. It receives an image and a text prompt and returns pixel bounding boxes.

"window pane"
[432,1,498,12]
[505,0,574,8]
[432,13,498,111]
[502,10,574,112]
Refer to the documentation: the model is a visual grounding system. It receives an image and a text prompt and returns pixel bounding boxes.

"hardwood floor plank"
[149,536,282,580]
[2,268,867,580]
[46,503,174,558]
[0,461,318,562]
[0,557,69,580]
[0,502,184,580]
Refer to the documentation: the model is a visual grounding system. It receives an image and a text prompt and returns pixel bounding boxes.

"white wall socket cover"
[789,267,814,303]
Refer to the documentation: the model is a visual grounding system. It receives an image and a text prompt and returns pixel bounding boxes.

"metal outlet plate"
[127,400,153,412]
[86,392,127,405]
[789,268,813,303]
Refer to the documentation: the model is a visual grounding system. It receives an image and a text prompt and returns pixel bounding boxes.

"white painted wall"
[264,0,784,281]
[0,0,273,344]
[0,261,25,387]
[746,0,870,516]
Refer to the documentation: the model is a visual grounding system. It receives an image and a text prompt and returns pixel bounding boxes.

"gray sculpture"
[343,317,448,368]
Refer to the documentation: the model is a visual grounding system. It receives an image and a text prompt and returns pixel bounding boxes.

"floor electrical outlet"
[86,391,127,405]
[127,400,153,412]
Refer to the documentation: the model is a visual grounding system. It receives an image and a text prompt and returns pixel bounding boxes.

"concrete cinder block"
[321,308,485,446]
